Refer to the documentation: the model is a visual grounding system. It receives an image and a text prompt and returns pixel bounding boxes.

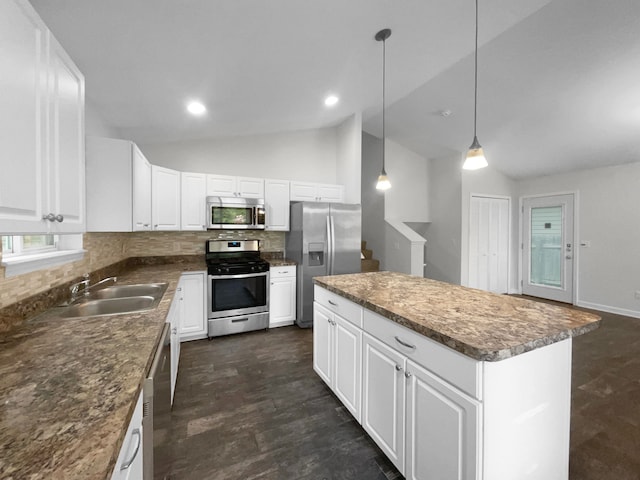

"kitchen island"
[313,271,600,480]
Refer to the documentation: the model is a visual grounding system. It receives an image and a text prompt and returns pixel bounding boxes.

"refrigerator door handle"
[326,215,332,275]
[330,215,336,275]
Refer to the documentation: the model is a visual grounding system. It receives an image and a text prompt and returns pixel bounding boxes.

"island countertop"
[314,271,601,361]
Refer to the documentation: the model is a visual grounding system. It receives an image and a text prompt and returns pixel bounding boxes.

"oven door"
[208,271,269,319]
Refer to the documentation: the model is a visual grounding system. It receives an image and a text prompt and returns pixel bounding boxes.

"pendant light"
[375,28,392,190]
[463,0,488,170]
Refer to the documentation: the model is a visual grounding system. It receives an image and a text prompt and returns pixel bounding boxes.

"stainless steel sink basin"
[59,296,159,318]
[90,283,168,300]
[58,282,169,318]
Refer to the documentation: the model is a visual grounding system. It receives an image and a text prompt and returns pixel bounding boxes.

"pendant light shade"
[463,0,488,170]
[375,28,392,190]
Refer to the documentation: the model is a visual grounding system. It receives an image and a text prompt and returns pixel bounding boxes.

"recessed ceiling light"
[187,101,206,116]
[324,95,339,107]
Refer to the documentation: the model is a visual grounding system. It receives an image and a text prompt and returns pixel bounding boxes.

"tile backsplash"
[0,230,284,310]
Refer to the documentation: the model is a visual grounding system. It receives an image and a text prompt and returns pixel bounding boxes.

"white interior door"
[522,194,574,303]
[469,196,510,293]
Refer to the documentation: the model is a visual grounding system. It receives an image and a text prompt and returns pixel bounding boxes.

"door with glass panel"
[522,194,574,303]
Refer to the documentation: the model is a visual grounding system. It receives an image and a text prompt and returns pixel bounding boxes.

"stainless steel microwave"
[206,196,266,230]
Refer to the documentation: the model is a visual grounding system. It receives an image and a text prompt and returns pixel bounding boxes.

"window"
[2,235,57,257]
[1,234,85,277]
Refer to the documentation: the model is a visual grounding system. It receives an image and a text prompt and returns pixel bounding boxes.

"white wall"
[384,139,430,222]
[336,113,362,204]
[425,154,462,284]
[461,165,517,291]
[85,100,120,138]
[516,161,640,317]
[361,133,386,268]
[139,127,339,183]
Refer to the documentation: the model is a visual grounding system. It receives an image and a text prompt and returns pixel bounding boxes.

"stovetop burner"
[205,239,269,275]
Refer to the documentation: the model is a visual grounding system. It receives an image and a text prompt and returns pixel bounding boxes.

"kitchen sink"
[58,282,169,318]
[89,283,168,300]
[59,296,159,318]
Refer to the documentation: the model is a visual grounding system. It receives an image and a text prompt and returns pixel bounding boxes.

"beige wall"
[0,230,285,310]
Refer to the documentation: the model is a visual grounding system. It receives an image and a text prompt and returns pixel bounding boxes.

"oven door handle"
[208,271,269,280]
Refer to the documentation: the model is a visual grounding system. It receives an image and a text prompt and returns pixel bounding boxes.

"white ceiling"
[30,0,640,179]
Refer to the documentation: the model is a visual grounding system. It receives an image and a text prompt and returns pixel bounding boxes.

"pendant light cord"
[382,35,387,174]
[473,0,479,139]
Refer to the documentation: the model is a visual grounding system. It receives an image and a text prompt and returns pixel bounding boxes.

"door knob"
[566,255,572,260]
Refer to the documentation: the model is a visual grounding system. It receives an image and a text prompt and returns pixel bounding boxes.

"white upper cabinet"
[264,179,290,231]
[152,166,180,230]
[0,0,85,234]
[290,181,344,203]
[86,137,151,232]
[207,174,264,199]
[180,172,207,231]
[132,146,152,231]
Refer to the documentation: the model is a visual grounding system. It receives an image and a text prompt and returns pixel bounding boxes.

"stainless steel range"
[205,239,270,338]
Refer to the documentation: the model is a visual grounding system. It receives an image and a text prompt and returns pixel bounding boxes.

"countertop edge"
[314,277,602,362]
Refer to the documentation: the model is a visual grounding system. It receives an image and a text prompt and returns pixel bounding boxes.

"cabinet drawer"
[314,285,363,328]
[363,309,481,399]
[270,265,296,278]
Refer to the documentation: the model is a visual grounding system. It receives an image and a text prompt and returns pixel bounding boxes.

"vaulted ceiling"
[30,0,640,179]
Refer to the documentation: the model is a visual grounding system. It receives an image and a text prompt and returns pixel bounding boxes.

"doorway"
[522,194,574,303]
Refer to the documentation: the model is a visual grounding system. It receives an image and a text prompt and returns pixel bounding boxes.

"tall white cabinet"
[0,0,85,234]
[264,179,290,231]
[86,137,152,232]
[180,172,207,231]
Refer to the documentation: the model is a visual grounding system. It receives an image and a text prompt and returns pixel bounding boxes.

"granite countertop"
[267,258,297,267]
[314,271,601,362]
[0,260,206,479]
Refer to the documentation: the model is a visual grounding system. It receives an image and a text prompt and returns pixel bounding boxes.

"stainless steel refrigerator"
[286,202,361,327]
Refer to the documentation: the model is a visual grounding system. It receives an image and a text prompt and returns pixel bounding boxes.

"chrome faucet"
[69,274,117,303]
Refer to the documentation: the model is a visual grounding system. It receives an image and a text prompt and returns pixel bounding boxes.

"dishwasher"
[143,322,171,480]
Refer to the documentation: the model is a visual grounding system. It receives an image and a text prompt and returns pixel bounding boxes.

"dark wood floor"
[162,305,640,480]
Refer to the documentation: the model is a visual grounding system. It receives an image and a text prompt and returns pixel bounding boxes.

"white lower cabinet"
[111,391,143,480]
[313,301,362,423]
[269,266,296,327]
[362,333,406,473]
[314,285,481,479]
[405,359,480,480]
[168,291,181,405]
[178,272,207,341]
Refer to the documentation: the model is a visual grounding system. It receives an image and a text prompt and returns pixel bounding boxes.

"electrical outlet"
[635,290,640,300]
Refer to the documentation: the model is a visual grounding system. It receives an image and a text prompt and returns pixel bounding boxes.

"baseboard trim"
[576,301,640,319]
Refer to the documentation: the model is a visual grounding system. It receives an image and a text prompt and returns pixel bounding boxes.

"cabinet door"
[362,332,406,474]
[168,295,181,405]
[405,359,480,480]
[132,145,152,231]
[237,176,264,198]
[290,182,318,202]
[333,314,362,422]
[0,1,46,233]
[317,184,344,203]
[152,165,180,230]
[313,302,333,386]
[269,273,296,326]
[180,172,207,230]
[47,35,85,233]
[206,174,236,197]
[110,391,143,480]
[178,272,207,340]
[264,179,290,231]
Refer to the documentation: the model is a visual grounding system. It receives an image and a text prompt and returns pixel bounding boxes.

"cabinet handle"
[395,364,403,372]
[394,336,416,350]
[404,371,413,379]
[328,300,338,307]
[120,428,141,471]
[54,214,64,222]
[172,327,177,334]
[42,213,55,222]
